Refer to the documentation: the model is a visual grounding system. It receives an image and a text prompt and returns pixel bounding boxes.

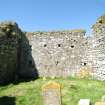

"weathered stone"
[42,81,61,105]
[0,14,105,83]
[91,14,105,81]
[78,99,90,105]
[0,21,21,84]
[27,30,89,77]
[95,102,105,105]
[0,21,38,84]
[102,95,105,101]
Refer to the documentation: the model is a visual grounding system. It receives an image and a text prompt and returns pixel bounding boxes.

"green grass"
[0,77,105,105]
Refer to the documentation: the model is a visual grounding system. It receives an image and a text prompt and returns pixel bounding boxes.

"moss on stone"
[0,21,22,84]
[101,15,105,24]
[69,29,86,33]
[0,21,18,38]
[96,14,105,24]
[92,15,105,30]
[31,29,86,36]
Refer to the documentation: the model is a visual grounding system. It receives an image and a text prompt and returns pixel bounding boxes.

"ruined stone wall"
[26,30,90,77]
[0,15,105,83]
[0,21,21,84]
[19,32,38,78]
[0,21,38,84]
[25,15,105,79]
[91,15,105,80]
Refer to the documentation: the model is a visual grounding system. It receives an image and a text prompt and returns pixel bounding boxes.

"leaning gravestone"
[78,99,91,105]
[95,102,105,105]
[42,81,61,105]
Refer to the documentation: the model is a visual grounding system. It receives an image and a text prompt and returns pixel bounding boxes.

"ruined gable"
[0,15,105,84]
[26,30,89,77]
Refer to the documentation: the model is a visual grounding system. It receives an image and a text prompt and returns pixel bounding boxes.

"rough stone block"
[42,81,61,105]
[102,95,105,101]
[95,102,105,105]
[78,99,90,105]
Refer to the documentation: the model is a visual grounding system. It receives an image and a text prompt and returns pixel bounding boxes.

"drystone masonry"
[0,21,37,84]
[42,81,61,105]
[25,15,105,80]
[0,15,105,83]
[19,32,38,78]
[0,21,21,84]
[26,30,89,77]
[90,15,105,80]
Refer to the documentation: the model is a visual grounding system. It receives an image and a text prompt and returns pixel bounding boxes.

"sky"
[0,0,105,35]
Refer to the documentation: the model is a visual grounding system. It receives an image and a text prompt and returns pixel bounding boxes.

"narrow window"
[84,62,87,66]
[44,44,47,47]
[71,45,74,48]
[58,44,61,47]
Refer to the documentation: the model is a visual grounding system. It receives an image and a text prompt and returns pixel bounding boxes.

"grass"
[0,77,105,105]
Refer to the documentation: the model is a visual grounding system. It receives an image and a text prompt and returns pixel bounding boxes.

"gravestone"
[42,81,61,105]
[78,99,91,105]
[95,102,105,105]
[102,95,105,101]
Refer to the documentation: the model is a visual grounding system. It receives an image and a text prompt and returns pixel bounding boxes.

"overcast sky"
[0,0,105,35]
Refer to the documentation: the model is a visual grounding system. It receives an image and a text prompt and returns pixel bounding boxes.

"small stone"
[102,95,105,101]
[12,32,16,36]
[51,76,55,79]
[42,81,61,105]
[43,77,47,81]
[6,28,10,32]
[95,102,105,105]
[78,99,90,105]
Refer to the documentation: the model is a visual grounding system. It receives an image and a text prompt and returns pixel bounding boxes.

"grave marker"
[42,81,61,105]
[78,99,90,105]
[95,102,105,105]
[102,95,105,101]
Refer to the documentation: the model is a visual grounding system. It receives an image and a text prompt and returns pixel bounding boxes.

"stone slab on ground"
[102,95,105,101]
[42,81,61,105]
[95,102,105,105]
[78,99,90,105]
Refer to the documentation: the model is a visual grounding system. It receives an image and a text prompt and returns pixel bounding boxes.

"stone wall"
[0,15,105,82]
[0,21,21,84]
[24,15,105,79]
[26,30,90,77]
[19,32,38,78]
[91,15,105,80]
[0,21,37,84]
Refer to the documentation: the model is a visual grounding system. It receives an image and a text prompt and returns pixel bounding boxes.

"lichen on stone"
[98,14,105,24]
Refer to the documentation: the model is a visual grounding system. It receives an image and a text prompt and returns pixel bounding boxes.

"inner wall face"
[26,31,90,77]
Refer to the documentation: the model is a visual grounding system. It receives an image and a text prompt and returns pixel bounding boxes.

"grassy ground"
[0,77,105,105]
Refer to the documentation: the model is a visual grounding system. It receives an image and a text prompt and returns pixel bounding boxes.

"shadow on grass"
[0,96,16,105]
